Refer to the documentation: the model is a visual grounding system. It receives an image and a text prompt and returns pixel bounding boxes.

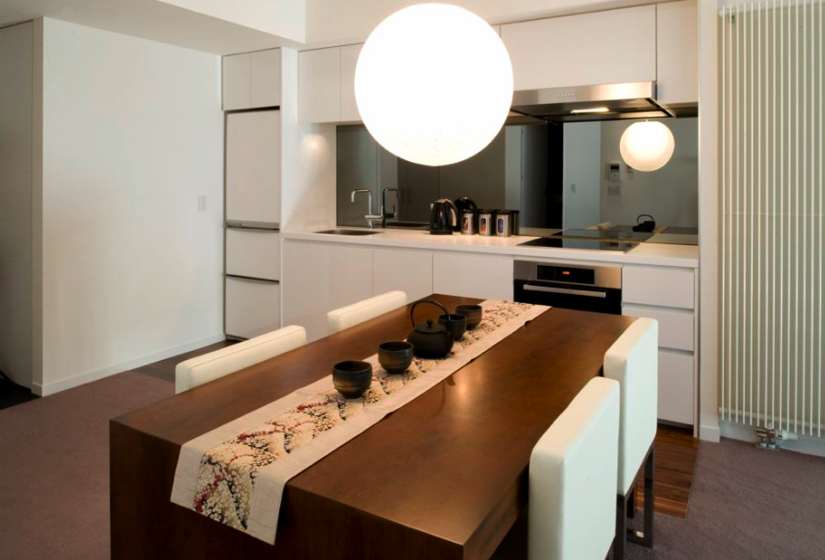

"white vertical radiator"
[720,0,824,436]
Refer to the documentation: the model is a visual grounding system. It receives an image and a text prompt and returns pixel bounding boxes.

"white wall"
[697,0,719,442]
[0,22,34,388]
[600,118,699,228]
[155,0,306,44]
[36,18,224,395]
[562,122,601,228]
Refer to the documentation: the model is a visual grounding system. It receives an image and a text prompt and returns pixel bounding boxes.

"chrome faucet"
[351,189,382,229]
[381,188,399,228]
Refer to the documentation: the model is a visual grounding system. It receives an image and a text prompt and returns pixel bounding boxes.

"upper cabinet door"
[223,53,251,111]
[501,5,657,91]
[251,49,281,108]
[656,0,698,106]
[226,110,281,225]
[339,44,362,122]
[299,48,341,123]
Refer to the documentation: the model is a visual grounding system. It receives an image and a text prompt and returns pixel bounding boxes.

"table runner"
[170,300,548,544]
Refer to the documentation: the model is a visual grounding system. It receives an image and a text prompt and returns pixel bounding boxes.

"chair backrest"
[529,377,620,560]
[604,318,658,496]
[327,291,408,334]
[175,326,307,394]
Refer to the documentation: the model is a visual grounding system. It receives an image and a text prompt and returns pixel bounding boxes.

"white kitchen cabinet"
[622,304,695,352]
[339,44,362,122]
[222,49,281,111]
[226,110,281,226]
[222,53,251,111]
[373,248,433,301]
[622,265,695,310]
[658,351,695,425]
[282,240,374,342]
[299,47,341,123]
[656,0,698,106]
[433,252,513,301]
[226,229,280,281]
[501,5,656,91]
[251,49,281,108]
[226,277,281,339]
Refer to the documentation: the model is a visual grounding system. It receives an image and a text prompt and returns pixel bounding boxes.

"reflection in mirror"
[336,118,697,243]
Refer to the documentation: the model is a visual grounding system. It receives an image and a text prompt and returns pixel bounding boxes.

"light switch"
[570,183,578,193]
[608,163,621,182]
[198,194,207,212]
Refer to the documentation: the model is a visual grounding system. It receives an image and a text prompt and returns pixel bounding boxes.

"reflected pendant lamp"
[619,120,676,172]
[354,4,514,167]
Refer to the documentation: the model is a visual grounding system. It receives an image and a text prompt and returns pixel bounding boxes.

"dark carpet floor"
[1,370,823,560]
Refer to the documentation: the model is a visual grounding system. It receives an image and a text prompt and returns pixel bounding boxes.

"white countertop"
[282,227,699,268]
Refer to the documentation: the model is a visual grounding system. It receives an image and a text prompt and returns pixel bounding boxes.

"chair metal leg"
[626,487,636,520]
[627,447,655,549]
[614,494,627,560]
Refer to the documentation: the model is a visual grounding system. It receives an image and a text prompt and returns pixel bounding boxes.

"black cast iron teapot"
[407,300,455,359]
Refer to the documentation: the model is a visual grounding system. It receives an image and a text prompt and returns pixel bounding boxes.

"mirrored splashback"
[336,118,698,237]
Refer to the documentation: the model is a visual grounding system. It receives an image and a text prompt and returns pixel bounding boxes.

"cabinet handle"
[523,284,607,298]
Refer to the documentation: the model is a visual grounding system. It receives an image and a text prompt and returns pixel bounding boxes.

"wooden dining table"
[110,294,635,560]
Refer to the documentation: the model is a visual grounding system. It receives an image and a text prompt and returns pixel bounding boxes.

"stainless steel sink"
[316,229,381,236]
[386,222,429,230]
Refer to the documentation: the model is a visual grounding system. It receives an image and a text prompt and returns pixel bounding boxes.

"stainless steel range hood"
[510,81,692,123]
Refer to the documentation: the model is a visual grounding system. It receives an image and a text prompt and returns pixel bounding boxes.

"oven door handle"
[523,284,608,299]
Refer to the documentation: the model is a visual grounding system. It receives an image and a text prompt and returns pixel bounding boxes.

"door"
[373,248,433,301]
[226,110,281,226]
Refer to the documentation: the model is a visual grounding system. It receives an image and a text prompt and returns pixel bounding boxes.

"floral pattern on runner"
[191,301,535,530]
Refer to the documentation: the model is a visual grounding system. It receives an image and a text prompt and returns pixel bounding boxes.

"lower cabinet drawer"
[226,277,280,339]
[623,265,695,309]
[622,305,694,352]
[226,228,280,281]
[658,351,694,425]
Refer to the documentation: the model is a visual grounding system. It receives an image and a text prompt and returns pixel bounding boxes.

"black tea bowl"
[455,304,483,330]
[379,341,414,374]
[332,360,373,399]
[438,313,467,341]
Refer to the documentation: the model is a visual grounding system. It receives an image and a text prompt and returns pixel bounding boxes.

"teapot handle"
[410,299,450,328]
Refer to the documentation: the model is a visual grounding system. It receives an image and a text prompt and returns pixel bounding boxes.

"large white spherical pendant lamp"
[354,4,513,167]
[619,121,676,172]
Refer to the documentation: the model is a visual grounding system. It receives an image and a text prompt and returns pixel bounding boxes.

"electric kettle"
[429,199,459,235]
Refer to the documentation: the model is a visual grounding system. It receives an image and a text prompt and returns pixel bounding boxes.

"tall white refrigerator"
[224,110,281,339]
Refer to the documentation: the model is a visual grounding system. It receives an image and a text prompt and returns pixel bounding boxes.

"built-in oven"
[513,261,622,315]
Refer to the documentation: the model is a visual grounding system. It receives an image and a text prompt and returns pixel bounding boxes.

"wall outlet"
[198,194,207,212]
[608,183,622,196]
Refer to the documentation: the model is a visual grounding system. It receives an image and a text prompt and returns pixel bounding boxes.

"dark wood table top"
[111,295,634,560]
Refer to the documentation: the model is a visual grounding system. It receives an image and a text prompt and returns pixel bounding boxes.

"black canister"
[511,210,521,235]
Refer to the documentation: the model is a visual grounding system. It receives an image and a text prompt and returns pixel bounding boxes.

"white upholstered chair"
[327,291,408,334]
[529,376,620,560]
[175,325,307,394]
[603,317,659,560]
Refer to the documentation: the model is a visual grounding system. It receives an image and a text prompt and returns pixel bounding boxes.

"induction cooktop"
[518,237,638,253]
[552,228,655,242]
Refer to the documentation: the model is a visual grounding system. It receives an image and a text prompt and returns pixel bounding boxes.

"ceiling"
[0,0,661,54]
[0,0,304,55]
